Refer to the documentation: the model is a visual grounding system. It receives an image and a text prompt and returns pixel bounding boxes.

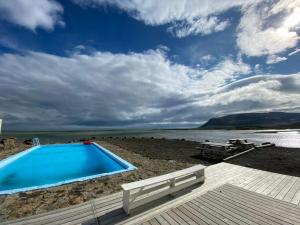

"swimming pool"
[0,143,136,194]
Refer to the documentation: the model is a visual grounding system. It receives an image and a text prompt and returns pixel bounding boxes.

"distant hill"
[200,112,300,129]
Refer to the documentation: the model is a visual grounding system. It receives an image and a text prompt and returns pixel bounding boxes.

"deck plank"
[141,184,300,225]
[213,186,300,222]
[185,202,236,225]
[221,184,300,213]
[3,163,300,225]
[160,212,179,225]
[283,180,300,202]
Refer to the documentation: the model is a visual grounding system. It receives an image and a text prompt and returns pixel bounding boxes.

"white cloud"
[168,16,230,38]
[199,57,251,88]
[74,0,300,62]
[73,0,257,37]
[0,0,64,31]
[288,48,300,56]
[1,49,299,129]
[266,55,288,64]
[197,74,300,118]
[237,1,300,59]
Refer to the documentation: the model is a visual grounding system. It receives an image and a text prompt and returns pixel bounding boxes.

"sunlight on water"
[2,129,300,148]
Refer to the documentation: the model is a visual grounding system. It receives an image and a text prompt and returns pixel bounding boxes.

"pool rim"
[0,142,136,195]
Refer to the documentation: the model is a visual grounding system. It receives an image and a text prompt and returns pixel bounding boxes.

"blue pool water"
[0,143,136,194]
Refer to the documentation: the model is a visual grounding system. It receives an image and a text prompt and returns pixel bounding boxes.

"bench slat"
[122,165,206,190]
[122,164,206,214]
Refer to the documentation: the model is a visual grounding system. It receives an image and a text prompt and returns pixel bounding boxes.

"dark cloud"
[0,50,299,130]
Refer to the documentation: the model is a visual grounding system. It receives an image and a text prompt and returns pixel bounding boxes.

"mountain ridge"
[200,112,300,129]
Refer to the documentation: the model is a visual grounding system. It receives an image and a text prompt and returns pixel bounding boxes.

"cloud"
[0,0,64,31]
[73,0,257,37]
[205,74,300,111]
[288,48,300,56]
[0,49,299,129]
[237,1,299,59]
[266,55,288,64]
[168,16,230,38]
[73,0,300,63]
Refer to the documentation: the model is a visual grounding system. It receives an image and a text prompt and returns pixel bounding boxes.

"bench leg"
[169,178,176,197]
[123,190,130,215]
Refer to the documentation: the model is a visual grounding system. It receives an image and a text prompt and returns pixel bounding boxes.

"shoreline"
[0,137,299,222]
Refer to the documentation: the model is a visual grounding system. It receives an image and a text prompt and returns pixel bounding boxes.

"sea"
[1,129,300,148]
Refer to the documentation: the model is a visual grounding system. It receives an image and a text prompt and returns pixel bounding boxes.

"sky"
[0,0,299,131]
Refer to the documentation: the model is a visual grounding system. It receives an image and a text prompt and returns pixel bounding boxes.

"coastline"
[0,137,299,222]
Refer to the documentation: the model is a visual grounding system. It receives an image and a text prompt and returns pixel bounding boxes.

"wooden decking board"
[93,197,121,210]
[154,215,170,225]
[185,201,235,225]
[252,173,282,193]
[213,187,300,222]
[201,192,276,225]
[194,195,261,225]
[276,177,298,200]
[93,192,122,203]
[1,202,93,225]
[291,183,300,205]
[160,212,179,225]
[220,187,300,220]
[166,210,189,225]
[172,207,199,225]
[41,206,95,224]
[228,168,260,186]
[221,184,300,214]
[232,169,267,189]
[3,203,94,225]
[283,180,300,202]
[177,205,210,225]
[142,185,299,224]
[248,172,277,192]
[96,208,125,225]
[149,218,160,225]
[260,174,286,195]
[3,163,300,225]
[165,211,188,225]
[189,199,244,225]
[141,222,151,225]
[46,211,95,225]
[268,176,294,198]
[242,170,271,189]
[204,189,299,225]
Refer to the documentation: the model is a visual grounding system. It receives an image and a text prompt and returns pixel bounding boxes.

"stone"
[23,139,32,145]
[1,138,17,150]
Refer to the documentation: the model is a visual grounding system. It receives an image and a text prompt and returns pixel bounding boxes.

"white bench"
[121,164,206,214]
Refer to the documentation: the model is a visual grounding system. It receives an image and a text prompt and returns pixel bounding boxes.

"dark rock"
[23,139,32,145]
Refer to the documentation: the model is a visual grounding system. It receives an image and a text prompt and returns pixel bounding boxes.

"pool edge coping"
[0,142,137,195]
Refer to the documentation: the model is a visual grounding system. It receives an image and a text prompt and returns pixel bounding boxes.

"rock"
[0,196,5,205]
[1,138,17,150]
[23,139,32,145]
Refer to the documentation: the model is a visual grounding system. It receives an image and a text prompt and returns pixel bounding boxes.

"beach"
[0,137,299,221]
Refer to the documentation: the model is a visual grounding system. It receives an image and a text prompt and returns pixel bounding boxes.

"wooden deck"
[141,184,300,225]
[2,162,300,225]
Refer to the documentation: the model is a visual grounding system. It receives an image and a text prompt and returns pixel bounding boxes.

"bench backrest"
[121,164,206,214]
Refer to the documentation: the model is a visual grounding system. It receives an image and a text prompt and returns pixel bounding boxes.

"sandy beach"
[0,137,299,222]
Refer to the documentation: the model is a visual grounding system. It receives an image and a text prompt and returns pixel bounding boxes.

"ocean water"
[2,129,300,148]
[0,143,135,194]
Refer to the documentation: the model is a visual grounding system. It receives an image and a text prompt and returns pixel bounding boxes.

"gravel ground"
[1,137,299,222]
[227,146,300,177]
[0,138,207,222]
